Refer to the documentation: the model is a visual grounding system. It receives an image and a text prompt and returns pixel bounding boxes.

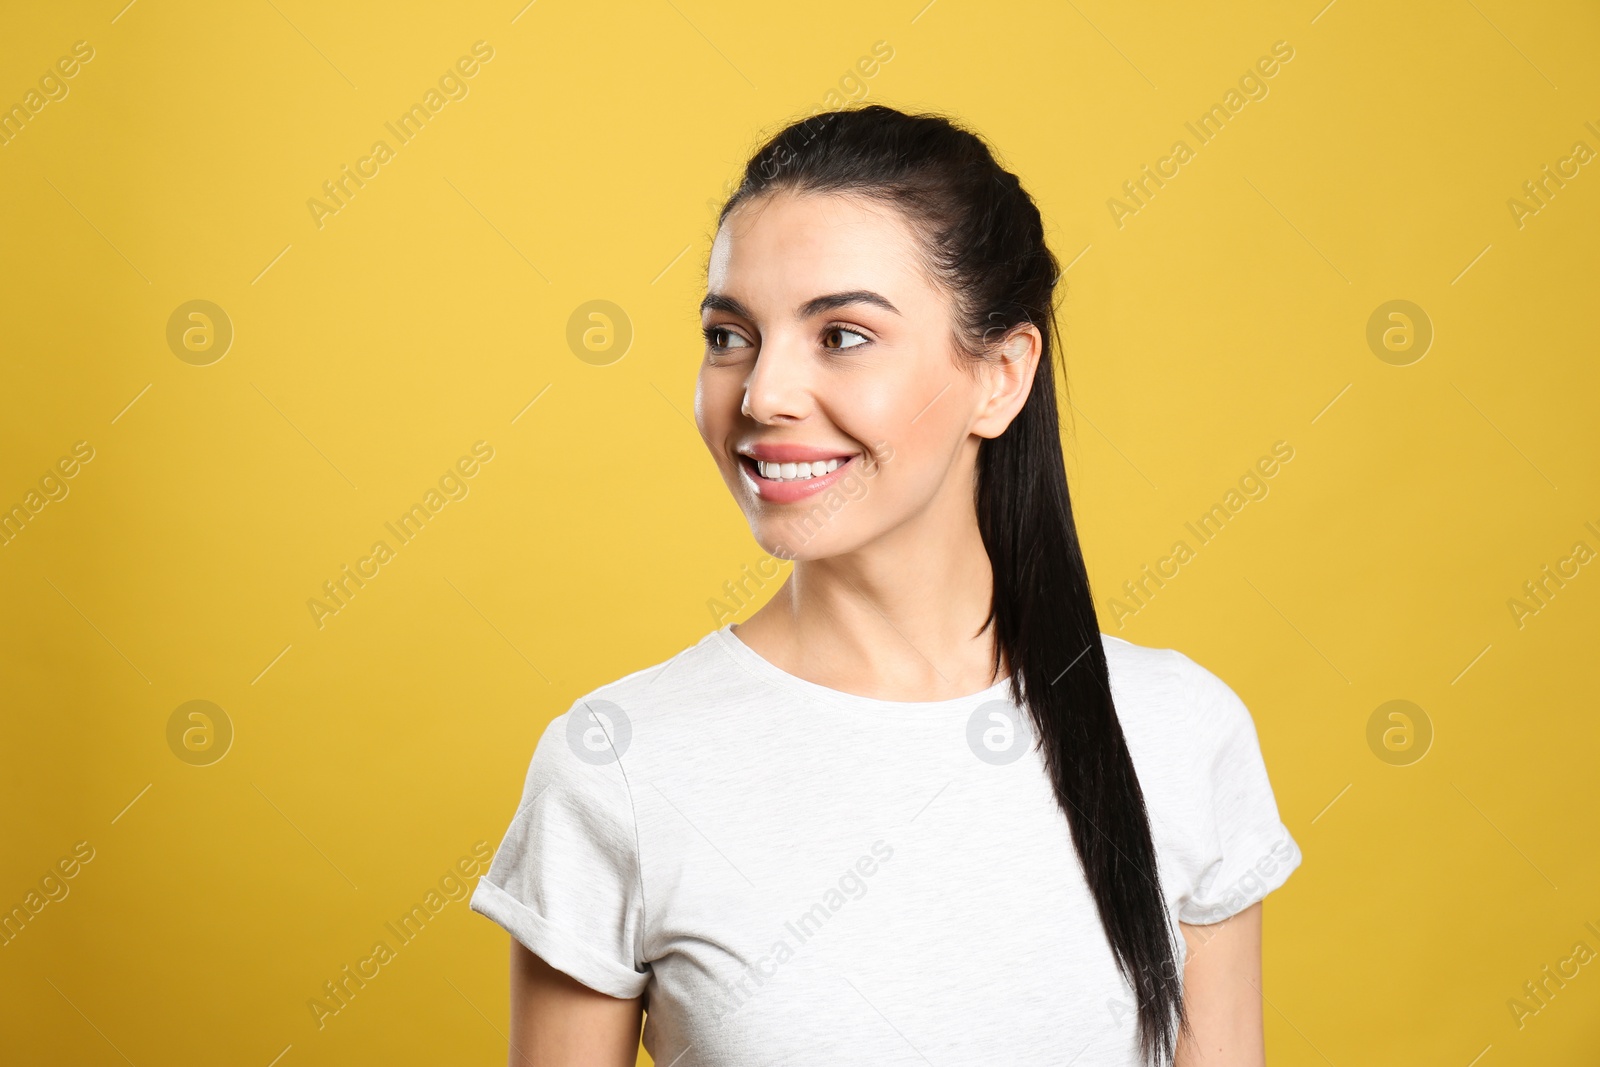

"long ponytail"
[975,295,1191,1066]
[717,103,1190,1064]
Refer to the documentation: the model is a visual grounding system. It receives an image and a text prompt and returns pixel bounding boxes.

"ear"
[971,324,1043,440]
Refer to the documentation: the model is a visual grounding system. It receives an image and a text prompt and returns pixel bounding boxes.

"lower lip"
[739,454,859,503]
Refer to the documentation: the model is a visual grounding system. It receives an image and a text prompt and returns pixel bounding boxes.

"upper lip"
[736,443,859,464]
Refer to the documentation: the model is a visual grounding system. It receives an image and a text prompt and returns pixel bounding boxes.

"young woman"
[470,104,1301,1067]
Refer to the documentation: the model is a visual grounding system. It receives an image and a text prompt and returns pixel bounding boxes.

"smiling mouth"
[738,455,855,483]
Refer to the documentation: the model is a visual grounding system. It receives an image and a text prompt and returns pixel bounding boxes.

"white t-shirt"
[470,623,1302,1066]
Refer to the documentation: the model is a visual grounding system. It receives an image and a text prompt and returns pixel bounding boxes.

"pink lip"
[738,442,859,464]
[737,452,859,504]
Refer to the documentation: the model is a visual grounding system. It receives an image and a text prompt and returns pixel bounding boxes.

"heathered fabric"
[470,623,1301,1065]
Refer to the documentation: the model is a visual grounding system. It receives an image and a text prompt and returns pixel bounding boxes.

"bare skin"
[696,189,1028,703]
[506,941,642,1067]
[497,188,1269,1063]
[1175,903,1267,1066]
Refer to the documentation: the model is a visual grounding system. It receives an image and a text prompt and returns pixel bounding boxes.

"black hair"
[712,103,1190,1064]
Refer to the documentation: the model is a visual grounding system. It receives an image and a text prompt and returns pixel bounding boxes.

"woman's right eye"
[703,326,751,351]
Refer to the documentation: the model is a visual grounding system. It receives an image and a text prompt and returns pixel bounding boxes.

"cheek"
[695,365,755,492]
[836,361,970,468]
[694,366,735,440]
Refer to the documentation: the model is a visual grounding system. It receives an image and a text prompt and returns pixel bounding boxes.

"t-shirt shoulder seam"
[554,699,651,977]
[553,643,714,974]
[604,734,650,976]
[551,629,727,972]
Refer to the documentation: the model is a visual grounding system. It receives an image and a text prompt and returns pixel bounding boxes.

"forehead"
[706,190,931,309]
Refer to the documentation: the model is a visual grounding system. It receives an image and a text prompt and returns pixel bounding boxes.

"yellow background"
[3,0,1597,1063]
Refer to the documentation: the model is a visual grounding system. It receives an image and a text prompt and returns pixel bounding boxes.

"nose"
[740,335,814,425]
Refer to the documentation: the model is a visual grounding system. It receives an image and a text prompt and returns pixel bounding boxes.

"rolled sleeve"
[1171,653,1302,926]
[470,704,650,998]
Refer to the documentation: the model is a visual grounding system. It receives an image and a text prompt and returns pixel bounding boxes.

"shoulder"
[1099,634,1301,917]
[1099,632,1204,727]
[1099,631,1191,700]
[1100,631,1236,694]
[518,628,730,773]
[565,625,747,727]
[1098,632,1260,763]
[535,625,756,777]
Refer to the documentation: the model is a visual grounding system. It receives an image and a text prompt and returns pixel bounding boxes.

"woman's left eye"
[823,326,870,351]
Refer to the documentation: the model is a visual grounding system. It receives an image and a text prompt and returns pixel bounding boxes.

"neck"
[737,462,1007,701]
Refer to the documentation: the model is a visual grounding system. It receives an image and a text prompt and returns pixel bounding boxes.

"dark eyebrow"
[699,292,753,318]
[699,290,901,319]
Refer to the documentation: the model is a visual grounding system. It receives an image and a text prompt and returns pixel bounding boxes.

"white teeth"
[753,457,844,481]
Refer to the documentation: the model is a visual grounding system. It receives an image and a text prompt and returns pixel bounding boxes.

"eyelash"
[701,324,872,354]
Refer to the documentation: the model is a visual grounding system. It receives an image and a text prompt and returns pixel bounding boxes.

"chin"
[750,519,867,563]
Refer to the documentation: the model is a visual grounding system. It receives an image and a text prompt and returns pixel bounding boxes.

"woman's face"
[694,189,1038,561]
